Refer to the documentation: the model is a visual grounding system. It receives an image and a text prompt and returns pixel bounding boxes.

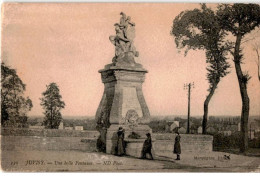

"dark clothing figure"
[173,133,181,160]
[96,127,107,152]
[96,136,106,152]
[141,133,153,160]
[117,128,125,156]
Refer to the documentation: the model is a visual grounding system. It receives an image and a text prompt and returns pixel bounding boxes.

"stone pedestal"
[95,64,152,157]
[96,65,150,124]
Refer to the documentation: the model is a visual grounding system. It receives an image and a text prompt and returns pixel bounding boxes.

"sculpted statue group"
[109,12,139,65]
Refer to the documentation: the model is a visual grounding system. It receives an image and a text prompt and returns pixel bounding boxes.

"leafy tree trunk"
[202,81,218,134]
[234,33,250,153]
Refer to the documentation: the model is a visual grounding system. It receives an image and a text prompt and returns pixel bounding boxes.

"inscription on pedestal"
[122,87,143,123]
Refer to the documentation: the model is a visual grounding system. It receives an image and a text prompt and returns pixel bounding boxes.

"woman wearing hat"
[141,133,153,160]
[117,127,125,156]
[173,131,181,160]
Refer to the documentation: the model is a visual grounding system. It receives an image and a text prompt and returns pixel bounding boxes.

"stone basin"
[125,138,156,158]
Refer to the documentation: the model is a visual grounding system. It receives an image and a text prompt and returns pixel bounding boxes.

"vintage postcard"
[1,2,260,172]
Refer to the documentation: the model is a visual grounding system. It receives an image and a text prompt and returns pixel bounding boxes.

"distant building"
[197,126,202,134]
[64,127,73,130]
[29,122,44,129]
[249,130,255,139]
[59,121,64,129]
[172,121,179,128]
[165,121,179,133]
[171,121,179,131]
[223,131,232,136]
[74,126,84,131]
[218,117,240,123]
[178,127,186,134]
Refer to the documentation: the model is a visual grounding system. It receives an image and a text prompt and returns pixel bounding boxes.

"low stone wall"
[123,133,213,158]
[1,128,99,152]
[1,136,97,152]
[1,128,213,156]
[1,128,99,138]
[153,133,213,155]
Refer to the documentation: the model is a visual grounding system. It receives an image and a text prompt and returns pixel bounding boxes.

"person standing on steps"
[173,131,181,160]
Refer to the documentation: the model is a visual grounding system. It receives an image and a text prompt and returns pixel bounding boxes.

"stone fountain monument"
[95,12,151,157]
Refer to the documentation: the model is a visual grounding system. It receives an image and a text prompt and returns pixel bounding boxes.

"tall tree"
[217,4,260,152]
[1,63,33,127]
[40,83,65,129]
[171,4,231,134]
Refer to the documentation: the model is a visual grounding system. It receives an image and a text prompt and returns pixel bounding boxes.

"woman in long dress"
[173,131,181,160]
[117,127,125,156]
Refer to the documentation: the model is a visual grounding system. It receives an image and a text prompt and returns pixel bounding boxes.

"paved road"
[1,149,259,172]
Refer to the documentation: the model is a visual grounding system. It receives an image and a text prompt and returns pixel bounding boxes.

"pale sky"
[1,3,260,117]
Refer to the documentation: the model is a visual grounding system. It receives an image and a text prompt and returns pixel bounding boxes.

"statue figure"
[119,12,135,40]
[109,12,139,64]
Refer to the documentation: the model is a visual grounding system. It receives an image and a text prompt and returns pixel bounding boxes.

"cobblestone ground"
[1,150,259,172]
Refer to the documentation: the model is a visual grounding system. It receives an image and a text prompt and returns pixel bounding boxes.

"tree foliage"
[171,4,231,134]
[40,83,65,129]
[172,4,231,88]
[1,63,33,127]
[217,4,260,37]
